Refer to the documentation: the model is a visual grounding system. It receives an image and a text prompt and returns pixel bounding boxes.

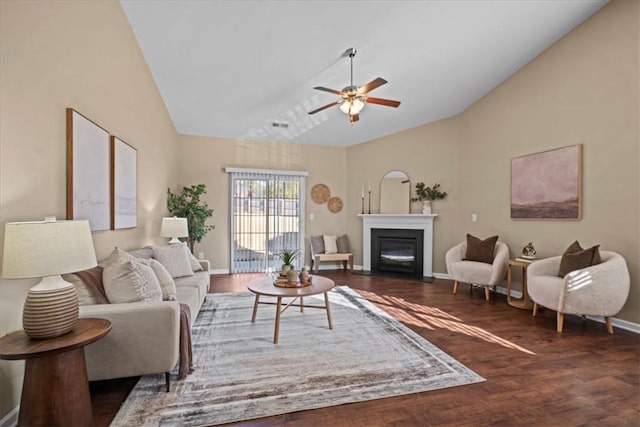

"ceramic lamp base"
[22,276,79,339]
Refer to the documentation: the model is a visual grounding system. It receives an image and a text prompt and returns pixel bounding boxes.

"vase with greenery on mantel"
[411,182,447,214]
[167,184,215,253]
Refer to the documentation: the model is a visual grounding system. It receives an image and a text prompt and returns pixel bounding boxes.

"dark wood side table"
[507,259,535,310]
[0,318,111,427]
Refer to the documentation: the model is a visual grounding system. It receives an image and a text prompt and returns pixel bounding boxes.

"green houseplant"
[167,184,215,253]
[411,182,447,214]
[277,249,297,276]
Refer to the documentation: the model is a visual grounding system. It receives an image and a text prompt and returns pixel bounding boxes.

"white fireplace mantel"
[359,214,437,277]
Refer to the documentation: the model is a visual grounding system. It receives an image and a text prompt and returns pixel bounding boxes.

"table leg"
[251,294,260,322]
[507,265,513,304]
[274,297,282,344]
[522,266,530,306]
[19,348,93,427]
[300,296,304,313]
[324,292,333,330]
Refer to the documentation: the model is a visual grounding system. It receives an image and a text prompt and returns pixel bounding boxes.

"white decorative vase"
[286,269,298,285]
[422,200,432,214]
[281,264,291,275]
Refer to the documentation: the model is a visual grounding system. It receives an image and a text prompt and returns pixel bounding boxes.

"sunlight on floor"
[357,289,536,355]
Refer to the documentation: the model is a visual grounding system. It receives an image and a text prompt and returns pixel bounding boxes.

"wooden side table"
[0,318,111,427]
[507,259,535,310]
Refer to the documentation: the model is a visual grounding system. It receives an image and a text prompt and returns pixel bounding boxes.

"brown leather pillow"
[557,241,601,277]
[464,234,499,264]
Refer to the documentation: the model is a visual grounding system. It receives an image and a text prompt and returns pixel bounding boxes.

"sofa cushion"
[337,235,350,254]
[464,234,498,264]
[141,258,177,301]
[103,259,163,304]
[175,286,202,325]
[323,235,338,254]
[153,244,194,279]
[557,241,602,277]
[175,270,209,303]
[310,235,325,255]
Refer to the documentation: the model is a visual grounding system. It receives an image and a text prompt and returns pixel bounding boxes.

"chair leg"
[557,312,564,333]
[453,281,459,295]
[484,287,490,301]
[605,317,614,334]
[532,303,538,316]
[581,315,587,321]
[165,372,171,392]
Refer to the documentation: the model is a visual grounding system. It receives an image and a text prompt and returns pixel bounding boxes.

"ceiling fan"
[308,48,401,124]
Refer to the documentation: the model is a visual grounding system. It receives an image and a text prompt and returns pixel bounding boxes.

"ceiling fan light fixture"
[339,98,364,115]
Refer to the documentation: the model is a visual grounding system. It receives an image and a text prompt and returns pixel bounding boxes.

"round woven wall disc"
[328,197,343,213]
[311,184,331,204]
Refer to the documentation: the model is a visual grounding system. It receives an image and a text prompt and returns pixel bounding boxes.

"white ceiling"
[119,0,608,147]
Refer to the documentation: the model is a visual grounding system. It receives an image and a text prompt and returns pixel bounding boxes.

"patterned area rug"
[111,286,484,426]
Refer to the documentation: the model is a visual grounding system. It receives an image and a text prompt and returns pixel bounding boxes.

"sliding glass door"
[228,169,306,273]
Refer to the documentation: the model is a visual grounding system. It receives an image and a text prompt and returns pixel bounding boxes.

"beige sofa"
[78,247,210,388]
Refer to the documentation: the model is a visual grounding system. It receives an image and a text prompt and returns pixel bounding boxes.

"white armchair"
[446,241,509,301]
[527,251,630,334]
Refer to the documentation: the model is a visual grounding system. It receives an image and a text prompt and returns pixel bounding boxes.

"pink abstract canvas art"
[511,145,582,219]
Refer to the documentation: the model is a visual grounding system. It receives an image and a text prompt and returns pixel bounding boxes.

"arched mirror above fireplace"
[379,170,410,214]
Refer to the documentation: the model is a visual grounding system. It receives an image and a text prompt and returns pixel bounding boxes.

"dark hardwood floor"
[90,271,640,426]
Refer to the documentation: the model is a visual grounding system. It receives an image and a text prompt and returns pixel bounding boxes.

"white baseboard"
[0,406,18,427]
[210,269,230,275]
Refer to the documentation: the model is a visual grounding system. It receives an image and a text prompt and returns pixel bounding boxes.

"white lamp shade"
[160,217,189,239]
[2,219,97,279]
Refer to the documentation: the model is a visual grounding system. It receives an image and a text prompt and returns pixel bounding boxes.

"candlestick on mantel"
[368,181,371,192]
[361,195,365,214]
[368,190,371,214]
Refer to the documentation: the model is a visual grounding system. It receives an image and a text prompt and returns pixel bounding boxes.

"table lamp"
[1,218,97,339]
[160,216,188,244]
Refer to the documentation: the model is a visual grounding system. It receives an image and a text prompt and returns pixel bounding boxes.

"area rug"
[111,286,484,426]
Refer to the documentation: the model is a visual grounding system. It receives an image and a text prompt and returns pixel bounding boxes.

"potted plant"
[167,184,215,253]
[411,182,447,214]
[277,249,297,277]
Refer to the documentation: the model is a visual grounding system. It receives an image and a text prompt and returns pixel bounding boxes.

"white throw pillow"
[102,259,163,304]
[153,244,195,279]
[141,258,177,301]
[186,245,203,272]
[323,235,338,254]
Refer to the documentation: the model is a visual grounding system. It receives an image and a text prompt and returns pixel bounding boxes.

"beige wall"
[458,0,639,322]
[345,0,639,323]
[176,136,347,270]
[0,0,178,418]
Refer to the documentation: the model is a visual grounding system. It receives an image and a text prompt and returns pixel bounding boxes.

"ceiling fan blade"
[308,100,341,115]
[349,113,360,123]
[365,97,401,108]
[313,86,343,95]
[359,77,387,94]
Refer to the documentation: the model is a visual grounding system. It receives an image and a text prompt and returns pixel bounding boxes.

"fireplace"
[360,214,436,279]
[371,228,423,276]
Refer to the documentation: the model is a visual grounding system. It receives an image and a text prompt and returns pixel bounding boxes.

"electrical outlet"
[472,213,477,223]
[309,213,315,221]
[198,252,204,260]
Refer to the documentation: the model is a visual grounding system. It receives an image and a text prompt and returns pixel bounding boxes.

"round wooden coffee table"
[248,275,335,344]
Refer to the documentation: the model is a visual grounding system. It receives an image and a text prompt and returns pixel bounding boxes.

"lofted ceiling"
[119,0,608,147]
